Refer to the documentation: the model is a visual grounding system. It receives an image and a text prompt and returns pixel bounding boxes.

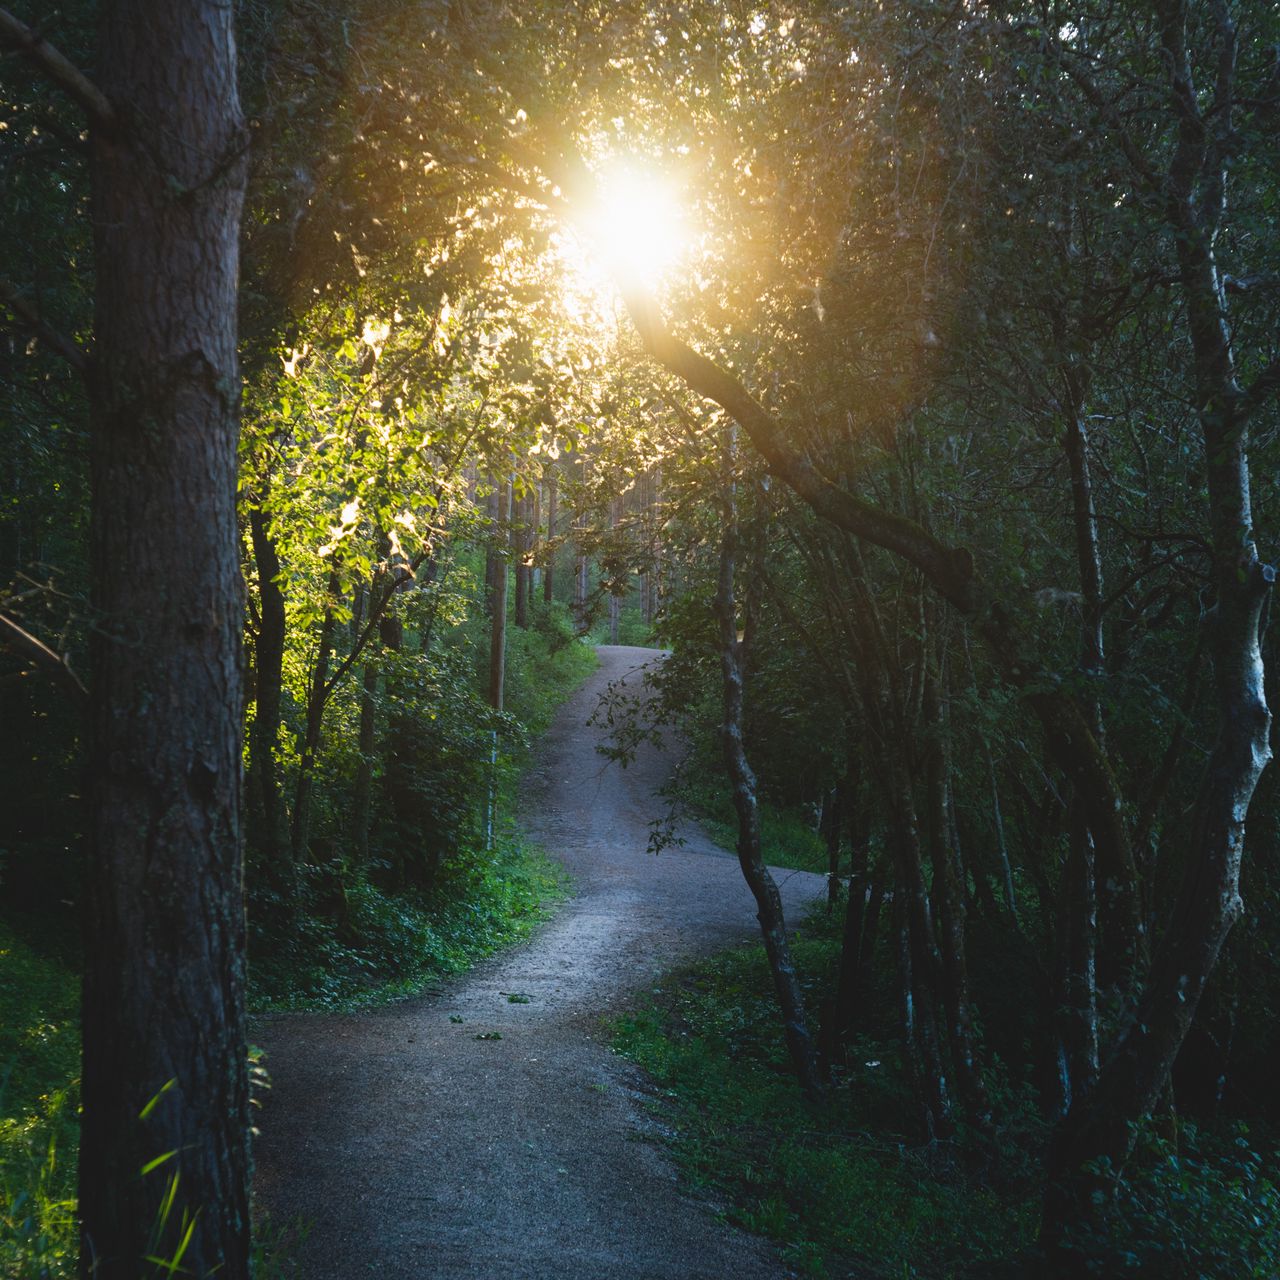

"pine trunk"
[79,2,250,1274]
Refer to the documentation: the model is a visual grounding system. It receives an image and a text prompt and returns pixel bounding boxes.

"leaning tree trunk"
[79,3,250,1276]
[716,455,825,1101]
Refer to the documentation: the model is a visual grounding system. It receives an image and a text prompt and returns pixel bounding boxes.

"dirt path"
[253,645,825,1279]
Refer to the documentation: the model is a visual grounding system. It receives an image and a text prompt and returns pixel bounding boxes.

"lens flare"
[584,168,687,285]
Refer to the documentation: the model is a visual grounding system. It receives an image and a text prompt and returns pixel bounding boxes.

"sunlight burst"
[583,168,688,286]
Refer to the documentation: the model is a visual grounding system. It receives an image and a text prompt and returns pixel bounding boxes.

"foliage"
[680,762,830,875]
[0,921,79,1279]
[1065,1123,1280,1279]
[249,835,569,1012]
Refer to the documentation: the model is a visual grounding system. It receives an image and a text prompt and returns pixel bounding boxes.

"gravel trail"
[252,645,825,1278]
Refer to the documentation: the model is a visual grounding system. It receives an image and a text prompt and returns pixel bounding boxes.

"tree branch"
[0,611,87,706]
[0,8,116,132]
[1223,272,1280,296]
[0,277,88,376]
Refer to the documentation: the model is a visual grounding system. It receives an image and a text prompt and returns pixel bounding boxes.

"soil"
[252,645,826,1278]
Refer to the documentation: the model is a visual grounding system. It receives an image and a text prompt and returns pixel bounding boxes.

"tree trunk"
[822,775,876,1051]
[79,3,250,1275]
[1040,6,1274,1253]
[1050,801,1099,1119]
[352,654,379,866]
[888,753,954,1138]
[543,465,557,605]
[716,461,825,1101]
[247,502,287,864]
[923,665,992,1130]
[486,477,509,848]
[514,486,531,629]
[822,783,842,910]
[489,477,509,710]
[291,572,340,863]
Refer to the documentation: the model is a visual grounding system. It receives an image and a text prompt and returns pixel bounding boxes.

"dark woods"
[2,0,1279,1276]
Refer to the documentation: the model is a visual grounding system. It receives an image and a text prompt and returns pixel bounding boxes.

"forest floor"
[252,644,826,1279]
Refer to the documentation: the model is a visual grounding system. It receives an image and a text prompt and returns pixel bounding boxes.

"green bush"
[1066,1122,1280,1278]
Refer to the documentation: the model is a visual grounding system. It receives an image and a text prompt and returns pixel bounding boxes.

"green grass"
[502,607,600,741]
[611,906,1038,1279]
[0,919,80,1279]
[688,781,830,874]
[585,604,657,648]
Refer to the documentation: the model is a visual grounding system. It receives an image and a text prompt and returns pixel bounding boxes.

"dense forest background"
[2,0,1279,1276]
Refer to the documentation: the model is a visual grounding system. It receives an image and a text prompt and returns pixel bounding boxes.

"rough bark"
[79,2,250,1274]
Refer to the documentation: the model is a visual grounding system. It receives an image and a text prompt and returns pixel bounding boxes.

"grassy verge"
[679,769,829,874]
[249,616,596,1011]
[611,903,1038,1279]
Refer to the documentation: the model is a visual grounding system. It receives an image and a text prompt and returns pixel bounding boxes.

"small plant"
[1065,1122,1280,1278]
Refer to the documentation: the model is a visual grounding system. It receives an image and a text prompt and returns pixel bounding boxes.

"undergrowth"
[694,793,829,874]
[611,903,1040,1280]
[248,835,569,1011]
[0,617,596,1273]
[0,920,80,1279]
[612,899,1280,1279]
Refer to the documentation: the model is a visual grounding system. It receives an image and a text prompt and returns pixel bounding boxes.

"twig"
[0,277,87,376]
[0,611,87,705]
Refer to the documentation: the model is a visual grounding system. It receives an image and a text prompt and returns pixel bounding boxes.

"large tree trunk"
[79,3,250,1276]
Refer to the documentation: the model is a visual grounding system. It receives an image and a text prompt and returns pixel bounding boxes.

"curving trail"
[252,646,825,1279]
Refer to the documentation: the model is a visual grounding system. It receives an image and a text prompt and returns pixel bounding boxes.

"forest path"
[253,645,825,1279]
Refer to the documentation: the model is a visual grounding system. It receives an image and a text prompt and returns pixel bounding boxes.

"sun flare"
[583,168,688,286]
